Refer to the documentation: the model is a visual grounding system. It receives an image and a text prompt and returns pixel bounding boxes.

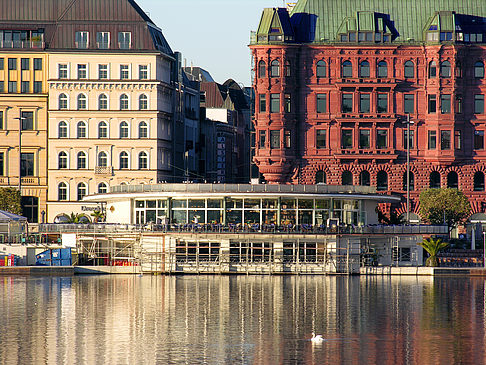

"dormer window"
[75,31,89,49]
[118,32,131,49]
[96,32,110,49]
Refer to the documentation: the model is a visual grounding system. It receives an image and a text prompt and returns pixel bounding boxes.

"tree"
[90,210,105,223]
[0,187,22,215]
[64,212,90,224]
[419,188,471,231]
[375,207,404,225]
[418,237,449,267]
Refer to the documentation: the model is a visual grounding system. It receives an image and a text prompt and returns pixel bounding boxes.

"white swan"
[311,332,324,343]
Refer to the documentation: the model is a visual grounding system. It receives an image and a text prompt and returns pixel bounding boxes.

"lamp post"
[13,114,26,192]
[403,114,414,225]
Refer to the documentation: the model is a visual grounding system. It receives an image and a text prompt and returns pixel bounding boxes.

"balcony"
[0,40,45,49]
[0,176,46,186]
[95,166,113,175]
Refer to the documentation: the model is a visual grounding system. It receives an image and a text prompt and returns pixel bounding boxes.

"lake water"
[0,275,485,365]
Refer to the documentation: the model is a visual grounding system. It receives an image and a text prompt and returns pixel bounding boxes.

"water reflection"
[0,276,485,364]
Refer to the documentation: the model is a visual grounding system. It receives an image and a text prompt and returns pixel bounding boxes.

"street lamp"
[13,114,26,192]
[403,114,414,225]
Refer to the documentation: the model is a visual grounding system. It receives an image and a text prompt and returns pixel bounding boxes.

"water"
[0,275,485,365]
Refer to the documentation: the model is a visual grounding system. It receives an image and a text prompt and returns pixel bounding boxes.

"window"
[440,61,451,78]
[440,94,451,114]
[98,182,108,194]
[455,130,462,150]
[0,111,3,129]
[58,121,68,138]
[33,81,42,94]
[98,94,108,110]
[455,61,462,78]
[119,151,129,169]
[316,94,326,113]
[285,60,291,77]
[316,60,326,78]
[77,183,87,201]
[474,171,485,191]
[59,93,68,110]
[359,171,370,186]
[428,131,437,150]
[474,130,484,150]
[342,60,352,78]
[120,94,129,110]
[428,95,436,113]
[456,95,463,114]
[21,111,33,130]
[98,64,108,79]
[475,95,484,114]
[258,60,266,78]
[377,171,388,191]
[120,121,129,138]
[377,93,388,113]
[403,172,415,191]
[98,151,108,167]
[359,61,370,78]
[139,94,148,110]
[284,130,291,148]
[20,153,34,176]
[0,152,3,176]
[8,81,17,93]
[120,65,129,79]
[404,94,414,114]
[359,129,370,149]
[341,129,353,149]
[139,121,148,138]
[139,65,148,80]
[441,130,451,150]
[98,121,108,138]
[259,94,266,112]
[138,151,148,169]
[21,81,29,93]
[58,182,68,201]
[447,171,458,189]
[75,31,89,49]
[284,94,291,113]
[403,130,414,149]
[96,32,110,49]
[8,58,17,70]
[315,170,326,184]
[58,152,68,169]
[377,61,387,78]
[78,64,88,80]
[77,121,87,138]
[404,61,414,78]
[77,94,87,110]
[342,171,353,185]
[474,61,485,79]
[259,130,266,148]
[77,152,87,169]
[21,58,29,70]
[118,32,131,49]
[376,130,388,149]
[359,94,370,113]
[270,93,280,113]
[33,58,42,71]
[430,171,441,189]
[270,60,280,77]
[316,129,326,148]
[58,64,68,79]
[270,130,280,148]
[341,94,353,113]
[0,58,3,70]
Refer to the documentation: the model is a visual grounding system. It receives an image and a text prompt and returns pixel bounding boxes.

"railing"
[0,40,45,49]
[95,166,113,175]
[0,177,45,186]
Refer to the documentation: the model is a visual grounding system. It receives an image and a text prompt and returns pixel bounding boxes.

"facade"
[250,0,486,219]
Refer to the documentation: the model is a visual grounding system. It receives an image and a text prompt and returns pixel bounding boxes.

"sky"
[137,0,286,86]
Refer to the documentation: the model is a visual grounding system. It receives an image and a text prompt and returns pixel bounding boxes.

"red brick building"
[250,1,486,220]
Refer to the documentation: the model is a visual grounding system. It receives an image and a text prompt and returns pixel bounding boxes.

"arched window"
[77,94,87,110]
[377,171,388,191]
[119,151,129,169]
[359,170,370,186]
[98,182,108,194]
[258,60,266,78]
[447,171,458,189]
[120,94,129,110]
[58,182,68,201]
[77,182,87,201]
[440,61,451,78]
[285,60,291,77]
[342,170,353,185]
[139,94,148,110]
[97,151,108,167]
[58,151,68,169]
[139,121,148,138]
[59,93,68,110]
[58,121,68,138]
[359,61,370,78]
[429,61,437,78]
[455,61,462,78]
[430,171,441,188]
[342,60,352,78]
[315,170,326,184]
[316,60,326,78]
[138,151,148,169]
[270,60,280,77]
[77,121,87,138]
[377,61,388,78]
[98,94,108,110]
[404,61,414,78]
[98,121,108,138]
[119,121,129,138]
[475,61,485,78]
[474,171,485,191]
[403,172,415,191]
[77,151,87,169]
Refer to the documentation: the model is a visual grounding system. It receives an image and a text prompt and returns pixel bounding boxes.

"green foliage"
[0,187,22,215]
[418,237,449,267]
[63,212,90,224]
[375,207,404,225]
[90,210,105,223]
[419,188,471,230]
